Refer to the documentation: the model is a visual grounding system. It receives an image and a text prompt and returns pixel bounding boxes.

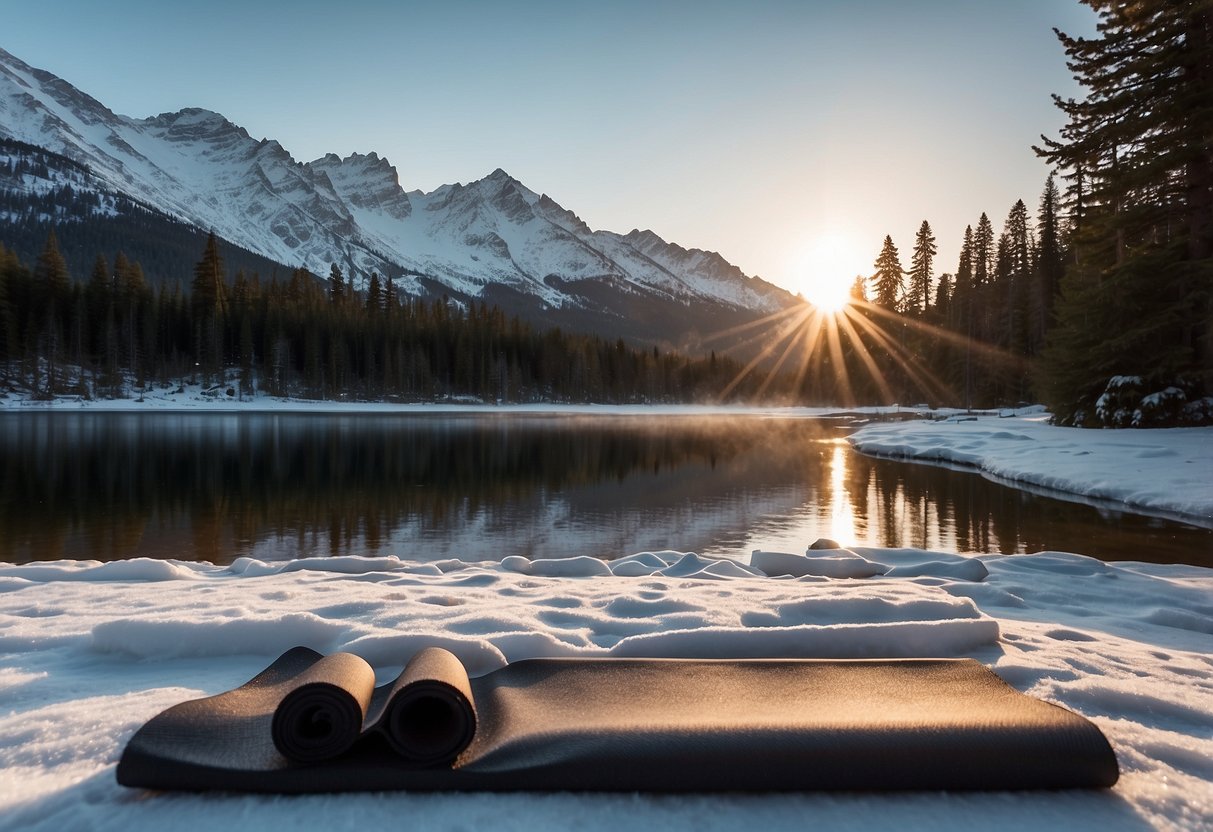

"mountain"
[0,46,797,350]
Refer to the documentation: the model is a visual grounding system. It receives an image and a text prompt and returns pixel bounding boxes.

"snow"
[0,380,898,418]
[1,543,1211,830]
[848,412,1213,527]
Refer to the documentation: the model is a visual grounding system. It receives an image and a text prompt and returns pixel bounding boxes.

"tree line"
[853,178,1064,410]
[0,231,771,404]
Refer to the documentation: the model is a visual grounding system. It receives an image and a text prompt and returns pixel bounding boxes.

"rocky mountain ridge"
[0,46,797,349]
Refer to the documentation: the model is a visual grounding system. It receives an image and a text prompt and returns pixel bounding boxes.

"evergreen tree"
[1035,1,1213,424]
[1001,199,1032,357]
[84,253,112,363]
[934,272,952,318]
[328,264,345,306]
[33,229,71,394]
[906,220,937,315]
[973,213,994,287]
[870,235,905,311]
[190,233,227,318]
[366,273,382,317]
[951,226,977,408]
[1034,173,1065,350]
[190,232,227,383]
[952,225,974,325]
[848,275,868,302]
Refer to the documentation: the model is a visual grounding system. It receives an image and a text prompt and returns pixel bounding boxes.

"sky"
[5,0,1098,300]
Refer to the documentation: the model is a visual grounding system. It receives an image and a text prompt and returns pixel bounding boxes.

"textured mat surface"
[117,648,1119,793]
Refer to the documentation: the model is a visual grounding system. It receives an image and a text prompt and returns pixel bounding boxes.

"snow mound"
[751,549,889,579]
[0,558,207,582]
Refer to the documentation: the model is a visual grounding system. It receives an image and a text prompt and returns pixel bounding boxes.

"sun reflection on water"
[827,442,858,546]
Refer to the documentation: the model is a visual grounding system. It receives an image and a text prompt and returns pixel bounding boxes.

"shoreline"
[848,413,1213,530]
[0,387,944,418]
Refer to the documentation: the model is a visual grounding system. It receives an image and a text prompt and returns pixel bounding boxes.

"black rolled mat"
[117,647,1119,793]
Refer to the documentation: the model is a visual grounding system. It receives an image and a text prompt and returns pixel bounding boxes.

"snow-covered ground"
[848,410,1213,527]
[2,405,1211,829]
[1,545,1210,830]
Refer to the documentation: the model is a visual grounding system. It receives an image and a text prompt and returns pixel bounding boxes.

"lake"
[1,411,1209,567]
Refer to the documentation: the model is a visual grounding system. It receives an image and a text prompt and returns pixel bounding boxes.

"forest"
[0,231,781,405]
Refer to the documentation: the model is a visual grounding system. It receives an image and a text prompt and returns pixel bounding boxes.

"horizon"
[5,1,1097,301]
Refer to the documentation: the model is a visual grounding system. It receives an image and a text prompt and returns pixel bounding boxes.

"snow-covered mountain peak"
[145,107,236,128]
[308,150,411,221]
[624,228,678,251]
[0,46,797,346]
[314,151,400,184]
[141,107,252,151]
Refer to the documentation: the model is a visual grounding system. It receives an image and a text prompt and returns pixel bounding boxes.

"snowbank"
[1,547,1210,830]
[849,412,1213,526]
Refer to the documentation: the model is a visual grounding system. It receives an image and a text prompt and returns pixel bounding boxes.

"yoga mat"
[268,647,475,766]
[117,648,1119,793]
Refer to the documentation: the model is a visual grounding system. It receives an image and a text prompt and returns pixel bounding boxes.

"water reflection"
[826,443,857,546]
[0,412,1208,567]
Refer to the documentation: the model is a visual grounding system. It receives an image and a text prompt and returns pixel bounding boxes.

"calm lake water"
[1,412,1209,567]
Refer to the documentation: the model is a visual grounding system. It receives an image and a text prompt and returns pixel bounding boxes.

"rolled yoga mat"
[376,647,477,766]
[268,647,477,766]
[271,652,376,763]
[117,648,1120,793]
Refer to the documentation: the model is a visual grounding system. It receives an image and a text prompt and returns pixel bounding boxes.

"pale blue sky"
[6,1,1096,298]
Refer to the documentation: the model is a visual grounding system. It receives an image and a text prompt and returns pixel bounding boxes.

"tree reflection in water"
[0,413,1208,567]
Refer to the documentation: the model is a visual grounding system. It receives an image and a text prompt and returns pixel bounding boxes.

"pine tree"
[191,232,227,383]
[1035,1,1213,424]
[951,225,977,409]
[85,253,112,364]
[328,264,345,306]
[1001,199,1032,356]
[952,225,974,326]
[870,235,905,311]
[1034,173,1065,350]
[849,275,868,302]
[33,230,71,395]
[191,233,227,319]
[934,272,952,318]
[366,273,382,317]
[973,213,994,287]
[906,220,937,315]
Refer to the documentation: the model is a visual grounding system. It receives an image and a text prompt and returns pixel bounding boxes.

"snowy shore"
[849,411,1213,528]
[0,384,891,418]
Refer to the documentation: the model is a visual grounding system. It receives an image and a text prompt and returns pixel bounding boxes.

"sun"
[790,232,865,313]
